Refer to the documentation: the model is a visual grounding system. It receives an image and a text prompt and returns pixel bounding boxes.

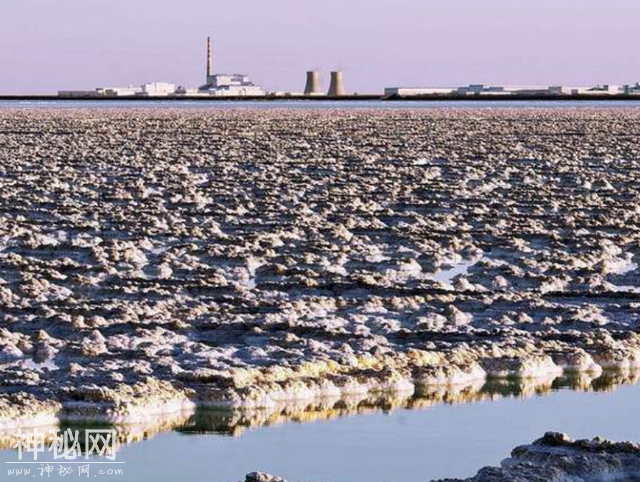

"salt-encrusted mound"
[437,432,640,482]
[240,433,640,482]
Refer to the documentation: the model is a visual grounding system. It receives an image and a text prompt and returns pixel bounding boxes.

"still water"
[1,100,640,110]
[1,374,640,482]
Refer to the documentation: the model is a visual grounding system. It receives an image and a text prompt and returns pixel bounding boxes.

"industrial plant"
[59,37,267,98]
[56,36,640,100]
[187,37,265,97]
[384,83,640,98]
[58,38,349,99]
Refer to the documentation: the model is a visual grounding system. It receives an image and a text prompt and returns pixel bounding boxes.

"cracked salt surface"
[5,108,640,433]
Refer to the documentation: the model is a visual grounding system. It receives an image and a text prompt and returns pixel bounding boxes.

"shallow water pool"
[2,374,640,482]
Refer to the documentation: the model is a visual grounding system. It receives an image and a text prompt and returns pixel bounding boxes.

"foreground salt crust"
[2,108,640,426]
[438,432,640,482]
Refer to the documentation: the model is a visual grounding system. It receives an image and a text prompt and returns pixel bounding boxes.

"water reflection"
[2,368,639,454]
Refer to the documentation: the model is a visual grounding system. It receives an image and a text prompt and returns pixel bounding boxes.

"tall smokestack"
[206,37,213,80]
[328,71,345,96]
[304,71,321,95]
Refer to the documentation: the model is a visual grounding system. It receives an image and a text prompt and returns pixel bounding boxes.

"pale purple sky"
[1,0,639,94]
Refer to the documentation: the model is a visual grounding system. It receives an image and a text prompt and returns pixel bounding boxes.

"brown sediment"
[2,108,640,427]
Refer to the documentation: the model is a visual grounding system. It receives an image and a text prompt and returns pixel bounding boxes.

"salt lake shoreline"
[2,359,640,431]
[4,381,640,481]
[2,108,640,479]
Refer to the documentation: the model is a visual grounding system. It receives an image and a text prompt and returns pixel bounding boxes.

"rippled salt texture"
[3,108,640,428]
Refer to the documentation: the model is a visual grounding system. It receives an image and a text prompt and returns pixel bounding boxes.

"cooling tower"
[328,71,345,96]
[304,71,321,95]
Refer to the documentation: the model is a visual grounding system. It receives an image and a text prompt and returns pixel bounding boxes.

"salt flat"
[1,108,640,427]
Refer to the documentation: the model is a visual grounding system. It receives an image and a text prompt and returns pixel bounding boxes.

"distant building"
[101,86,141,97]
[624,83,640,94]
[385,84,568,97]
[199,74,265,96]
[576,85,623,95]
[198,37,265,96]
[59,83,176,98]
[266,91,304,97]
[456,84,563,96]
[383,83,636,98]
[384,87,455,97]
[57,90,100,98]
[140,83,176,96]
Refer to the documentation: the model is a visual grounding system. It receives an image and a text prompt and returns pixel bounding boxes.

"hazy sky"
[1,0,639,94]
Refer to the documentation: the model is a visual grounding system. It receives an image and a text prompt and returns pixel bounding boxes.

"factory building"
[140,82,176,96]
[57,89,102,98]
[59,83,176,98]
[384,83,633,98]
[101,86,142,97]
[198,37,265,96]
[577,85,623,95]
[384,87,456,97]
[456,84,567,96]
[198,74,264,96]
[624,83,640,95]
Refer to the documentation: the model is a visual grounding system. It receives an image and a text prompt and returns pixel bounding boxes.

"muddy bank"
[2,108,640,426]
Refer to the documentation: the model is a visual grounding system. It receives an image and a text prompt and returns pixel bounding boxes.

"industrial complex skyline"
[2,0,640,94]
[58,38,344,98]
[56,36,640,99]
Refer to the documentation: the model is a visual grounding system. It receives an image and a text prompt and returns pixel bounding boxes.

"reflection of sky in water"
[3,100,640,110]
[429,260,478,285]
[3,383,640,482]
